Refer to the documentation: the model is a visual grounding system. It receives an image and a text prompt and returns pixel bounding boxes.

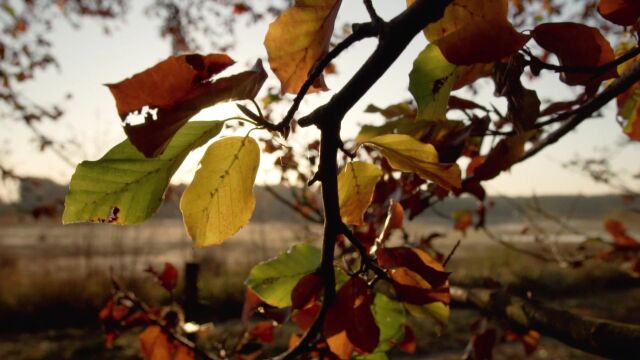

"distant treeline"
[0,177,635,224]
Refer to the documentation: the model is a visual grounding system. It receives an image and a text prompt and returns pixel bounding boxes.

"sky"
[2,0,639,198]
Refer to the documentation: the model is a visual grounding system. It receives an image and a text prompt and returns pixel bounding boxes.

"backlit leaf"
[355,117,432,144]
[108,55,266,157]
[370,294,405,353]
[338,161,383,226]
[324,276,380,357]
[532,22,617,86]
[264,0,342,94]
[245,244,321,308]
[180,136,260,247]
[410,0,529,65]
[63,121,223,225]
[616,45,640,141]
[362,134,461,190]
[409,44,457,121]
[598,0,640,26]
[139,325,194,360]
[470,131,535,181]
[604,219,640,248]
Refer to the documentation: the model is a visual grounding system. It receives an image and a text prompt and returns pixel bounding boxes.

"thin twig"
[443,239,461,267]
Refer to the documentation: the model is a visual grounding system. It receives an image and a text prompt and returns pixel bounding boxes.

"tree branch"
[263,185,324,224]
[298,0,453,128]
[451,286,640,359]
[520,59,640,163]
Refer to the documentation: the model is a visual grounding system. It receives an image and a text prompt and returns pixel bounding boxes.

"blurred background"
[1,0,639,359]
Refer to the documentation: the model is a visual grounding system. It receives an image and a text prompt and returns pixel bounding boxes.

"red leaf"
[532,22,618,86]
[598,0,640,26]
[377,247,450,288]
[108,55,267,157]
[158,262,178,291]
[249,321,275,344]
[291,273,323,310]
[323,277,380,357]
[292,301,321,332]
[398,325,416,354]
[241,288,264,322]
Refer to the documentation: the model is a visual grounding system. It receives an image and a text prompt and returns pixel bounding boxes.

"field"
[1,218,639,359]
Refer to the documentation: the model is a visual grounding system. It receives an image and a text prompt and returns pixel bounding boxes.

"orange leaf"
[453,210,473,234]
[412,0,529,65]
[598,0,640,26]
[264,0,341,94]
[532,22,618,86]
[471,131,534,181]
[604,219,640,248]
[108,55,267,157]
[241,288,264,322]
[139,326,172,360]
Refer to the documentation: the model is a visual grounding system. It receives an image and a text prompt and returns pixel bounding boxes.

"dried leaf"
[598,0,640,26]
[411,0,529,65]
[532,22,618,86]
[108,55,266,157]
[264,0,342,94]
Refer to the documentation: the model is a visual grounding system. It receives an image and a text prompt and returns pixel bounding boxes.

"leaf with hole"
[409,44,457,121]
[108,55,266,157]
[63,121,224,225]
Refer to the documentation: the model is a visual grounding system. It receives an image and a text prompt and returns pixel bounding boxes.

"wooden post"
[184,262,200,342]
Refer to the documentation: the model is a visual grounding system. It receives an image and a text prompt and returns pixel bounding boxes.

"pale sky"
[3,1,639,197]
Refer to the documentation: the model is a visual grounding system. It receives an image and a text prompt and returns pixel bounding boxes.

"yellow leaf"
[338,161,382,226]
[362,134,461,190]
[264,0,342,94]
[180,136,260,247]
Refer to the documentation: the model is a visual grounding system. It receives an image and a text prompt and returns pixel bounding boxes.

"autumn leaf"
[398,325,416,354]
[147,262,179,292]
[250,321,275,344]
[615,44,640,141]
[246,244,321,308]
[180,136,260,247]
[598,0,640,26]
[139,325,194,360]
[604,219,640,248]
[338,161,383,226]
[532,22,618,86]
[410,0,529,65]
[453,209,473,235]
[63,121,223,225]
[470,131,535,181]
[377,246,451,305]
[264,0,341,94]
[324,276,380,358]
[362,134,461,190]
[409,44,457,121]
[108,55,267,157]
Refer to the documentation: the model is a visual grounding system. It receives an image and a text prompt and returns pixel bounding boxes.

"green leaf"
[338,161,382,226]
[371,294,406,353]
[245,244,321,307]
[355,117,432,144]
[63,121,224,225]
[180,136,260,247]
[405,302,450,328]
[409,44,456,121]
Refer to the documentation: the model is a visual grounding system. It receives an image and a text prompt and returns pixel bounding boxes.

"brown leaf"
[472,131,535,181]
[249,321,275,344]
[413,0,529,65]
[291,272,323,310]
[598,0,640,26]
[108,55,267,157]
[241,288,264,322]
[264,0,342,94]
[532,22,618,86]
[324,277,380,357]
